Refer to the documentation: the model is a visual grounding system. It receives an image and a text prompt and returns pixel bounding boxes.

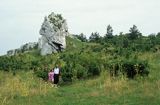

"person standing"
[53,65,60,87]
[48,69,54,86]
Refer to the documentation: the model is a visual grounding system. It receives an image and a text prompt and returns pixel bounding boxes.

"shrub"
[61,62,73,82]
[34,67,48,81]
[87,61,100,77]
[107,58,149,78]
[75,64,87,79]
[60,52,102,82]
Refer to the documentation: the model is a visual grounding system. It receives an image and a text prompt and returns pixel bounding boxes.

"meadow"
[0,51,160,105]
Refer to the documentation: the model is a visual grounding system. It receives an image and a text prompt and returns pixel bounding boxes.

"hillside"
[0,34,160,105]
[0,53,160,105]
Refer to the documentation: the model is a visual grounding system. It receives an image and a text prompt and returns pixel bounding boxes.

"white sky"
[0,0,160,55]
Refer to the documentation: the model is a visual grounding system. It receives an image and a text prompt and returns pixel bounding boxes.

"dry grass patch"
[104,78,130,95]
[0,71,55,105]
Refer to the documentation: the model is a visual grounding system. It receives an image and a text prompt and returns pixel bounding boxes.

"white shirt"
[54,67,60,74]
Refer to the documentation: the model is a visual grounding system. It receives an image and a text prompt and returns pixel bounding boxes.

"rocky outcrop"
[7,42,38,56]
[6,12,69,56]
[7,50,16,56]
[39,12,69,55]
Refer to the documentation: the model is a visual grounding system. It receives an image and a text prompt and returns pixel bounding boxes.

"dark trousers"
[54,74,59,84]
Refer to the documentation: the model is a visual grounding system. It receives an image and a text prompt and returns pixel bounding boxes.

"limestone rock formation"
[39,12,69,55]
[7,42,38,56]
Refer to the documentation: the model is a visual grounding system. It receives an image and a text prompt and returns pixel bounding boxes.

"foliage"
[128,25,142,40]
[106,56,149,78]
[60,52,101,82]
[48,12,64,30]
[34,67,49,81]
[89,32,101,43]
[105,24,113,39]
[74,33,88,42]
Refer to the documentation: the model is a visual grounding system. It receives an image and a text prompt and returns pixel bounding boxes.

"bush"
[75,64,87,79]
[61,62,73,82]
[60,52,102,82]
[34,67,48,81]
[87,61,100,77]
[107,58,149,78]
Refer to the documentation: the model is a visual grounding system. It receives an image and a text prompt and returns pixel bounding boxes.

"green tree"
[76,33,88,42]
[156,32,160,38]
[89,32,101,43]
[105,25,113,39]
[128,25,141,40]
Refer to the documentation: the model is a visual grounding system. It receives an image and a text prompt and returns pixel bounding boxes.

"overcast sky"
[0,0,160,55]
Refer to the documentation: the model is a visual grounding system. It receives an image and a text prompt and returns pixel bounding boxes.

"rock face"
[7,42,38,56]
[39,12,69,55]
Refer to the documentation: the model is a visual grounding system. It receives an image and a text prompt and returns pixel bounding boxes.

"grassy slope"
[1,52,160,105]
[0,37,160,105]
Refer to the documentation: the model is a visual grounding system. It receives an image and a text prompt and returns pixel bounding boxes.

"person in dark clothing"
[53,65,60,87]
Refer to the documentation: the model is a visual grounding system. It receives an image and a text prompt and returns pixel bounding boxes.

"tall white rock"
[39,12,69,55]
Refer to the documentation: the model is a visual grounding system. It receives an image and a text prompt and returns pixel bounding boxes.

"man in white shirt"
[53,65,60,87]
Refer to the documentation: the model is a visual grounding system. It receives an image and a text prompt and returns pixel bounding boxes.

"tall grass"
[0,70,160,105]
[0,71,55,105]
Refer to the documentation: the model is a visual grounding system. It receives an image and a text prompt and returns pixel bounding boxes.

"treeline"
[75,25,160,52]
